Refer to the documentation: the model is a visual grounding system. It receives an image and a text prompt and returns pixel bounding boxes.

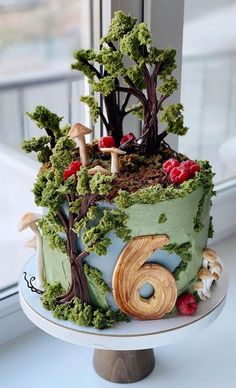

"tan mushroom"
[68,123,92,166]
[202,247,217,268]
[18,212,44,289]
[100,147,126,173]
[25,235,37,249]
[194,279,206,301]
[88,165,111,175]
[209,261,222,279]
[198,268,217,299]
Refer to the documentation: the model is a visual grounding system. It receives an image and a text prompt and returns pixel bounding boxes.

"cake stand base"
[19,257,228,384]
[93,348,155,383]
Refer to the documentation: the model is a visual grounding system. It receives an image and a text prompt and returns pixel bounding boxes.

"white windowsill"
[0,234,235,388]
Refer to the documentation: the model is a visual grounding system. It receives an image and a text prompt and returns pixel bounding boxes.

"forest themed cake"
[19,11,222,329]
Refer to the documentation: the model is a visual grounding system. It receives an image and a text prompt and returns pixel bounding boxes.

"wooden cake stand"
[19,258,228,384]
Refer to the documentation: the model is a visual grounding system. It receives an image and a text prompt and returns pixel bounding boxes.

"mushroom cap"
[88,165,111,175]
[68,123,92,139]
[210,261,222,275]
[100,147,126,155]
[18,212,42,232]
[198,268,215,280]
[203,248,217,263]
[193,280,204,291]
[25,236,37,249]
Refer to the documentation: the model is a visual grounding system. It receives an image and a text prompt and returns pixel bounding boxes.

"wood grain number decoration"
[112,235,177,319]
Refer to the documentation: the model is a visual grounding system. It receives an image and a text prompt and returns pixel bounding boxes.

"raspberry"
[189,163,201,178]
[63,168,75,180]
[163,158,179,174]
[176,292,197,316]
[69,161,82,172]
[169,166,188,184]
[180,160,201,178]
[63,160,82,180]
[99,136,115,149]
[120,132,136,145]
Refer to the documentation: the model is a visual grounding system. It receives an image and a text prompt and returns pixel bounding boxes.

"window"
[0,0,90,293]
[181,0,236,185]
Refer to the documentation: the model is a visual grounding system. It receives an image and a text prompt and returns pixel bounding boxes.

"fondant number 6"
[112,235,177,319]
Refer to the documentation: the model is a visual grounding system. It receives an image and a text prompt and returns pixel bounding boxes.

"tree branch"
[158,130,167,142]
[120,93,131,114]
[99,107,110,132]
[151,61,162,81]
[123,106,139,117]
[57,210,69,233]
[156,94,169,112]
[81,59,102,80]
[118,86,147,105]
[76,250,89,262]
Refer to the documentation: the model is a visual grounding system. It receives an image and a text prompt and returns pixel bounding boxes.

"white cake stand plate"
[19,258,228,383]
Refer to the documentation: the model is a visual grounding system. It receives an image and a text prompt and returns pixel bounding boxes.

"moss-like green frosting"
[42,160,214,314]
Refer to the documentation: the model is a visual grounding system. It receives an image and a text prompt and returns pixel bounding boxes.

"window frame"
[1,0,235,344]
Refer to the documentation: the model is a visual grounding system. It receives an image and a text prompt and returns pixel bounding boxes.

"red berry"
[120,132,136,145]
[180,160,201,178]
[163,158,179,174]
[99,136,115,149]
[176,292,197,316]
[63,168,75,180]
[189,163,201,178]
[170,166,188,184]
[63,160,82,180]
[69,160,82,172]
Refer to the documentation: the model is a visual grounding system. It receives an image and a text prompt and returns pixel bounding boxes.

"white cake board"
[19,257,228,351]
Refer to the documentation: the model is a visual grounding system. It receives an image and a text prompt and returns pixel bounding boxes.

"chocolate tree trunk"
[57,235,90,304]
[140,89,160,156]
[104,92,123,146]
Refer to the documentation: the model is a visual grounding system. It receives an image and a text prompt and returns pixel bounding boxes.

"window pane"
[180,0,236,184]
[0,0,89,291]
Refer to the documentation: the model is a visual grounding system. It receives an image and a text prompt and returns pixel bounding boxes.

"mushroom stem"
[111,153,119,174]
[78,137,88,166]
[30,225,44,289]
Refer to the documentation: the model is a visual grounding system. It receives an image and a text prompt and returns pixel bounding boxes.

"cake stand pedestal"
[19,258,228,384]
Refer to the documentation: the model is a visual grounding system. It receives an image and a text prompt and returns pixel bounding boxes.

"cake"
[19,11,222,329]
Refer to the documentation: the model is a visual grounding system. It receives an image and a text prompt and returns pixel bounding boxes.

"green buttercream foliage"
[96,48,125,77]
[158,213,167,223]
[208,216,214,238]
[77,167,90,195]
[39,217,67,253]
[115,161,213,209]
[158,76,178,97]
[82,209,131,255]
[92,76,116,96]
[89,172,115,195]
[84,264,110,309]
[22,136,51,163]
[41,283,128,329]
[193,193,206,232]
[126,65,145,89]
[120,23,151,61]
[27,106,63,137]
[50,136,75,178]
[23,106,69,163]
[102,10,136,42]
[161,103,188,136]
[53,304,71,320]
[33,169,65,210]
[69,198,83,213]
[163,242,192,280]
[72,49,97,80]
[41,283,65,310]
[80,96,100,123]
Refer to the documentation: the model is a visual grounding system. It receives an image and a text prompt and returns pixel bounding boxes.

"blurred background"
[1,0,236,291]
